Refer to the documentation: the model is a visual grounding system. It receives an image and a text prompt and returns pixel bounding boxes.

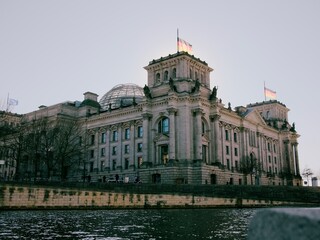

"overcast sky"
[1,0,319,176]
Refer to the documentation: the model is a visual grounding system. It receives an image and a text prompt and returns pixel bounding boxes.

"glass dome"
[99,83,144,111]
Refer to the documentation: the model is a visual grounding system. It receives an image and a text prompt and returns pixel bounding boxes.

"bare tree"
[240,153,262,185]
[302,168,313,186]
[51,118,85,181]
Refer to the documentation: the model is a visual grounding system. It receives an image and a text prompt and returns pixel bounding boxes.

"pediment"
[154,133,169,142]
[243,109,266,125]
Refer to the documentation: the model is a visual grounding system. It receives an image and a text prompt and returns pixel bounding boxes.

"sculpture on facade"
[143,85,152,99]
[191,79,200,93]
[209,86,218,100]
[169,78,177,92]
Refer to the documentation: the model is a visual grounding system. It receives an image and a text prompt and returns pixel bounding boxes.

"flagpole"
[177,28,179,52]
[6,93,9,112]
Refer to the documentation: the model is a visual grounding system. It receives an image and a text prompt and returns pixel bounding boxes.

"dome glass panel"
[99,83,144,111]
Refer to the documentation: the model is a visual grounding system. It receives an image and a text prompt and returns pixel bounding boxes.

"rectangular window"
[125,158,129,170]
[112,130,118,141]
[137,126,143,138]
[227,159,230,170]
[90,149,94,158]
[273,144,276,153]
[112,160,116,170]
[234,147,238,156]
[268,142,271,151]
[100,148,105,157]
[125,145,130,154]
[274,157,277,164]
[233,132,237,142]
[101,132,106,143]
[90,162,94,172]
[112,146,117,155]
[137,143,143,152]
[225,130,229,141]
[235,160,239,171]
[125,128,130,140]
[137,156,143,168]
[226,146,229,155]
[268,155,271,163]
[90,135,95,145]
[100,161,104,171]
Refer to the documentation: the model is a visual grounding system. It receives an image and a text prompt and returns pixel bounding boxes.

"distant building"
[312,177,318,187]
[0,52,301,185]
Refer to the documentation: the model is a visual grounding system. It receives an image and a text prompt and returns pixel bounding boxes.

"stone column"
[210,114,221,164]
[193,108,203,161]
[283,140,292,174]
[293,143,300,175]
[106,127,110,171]
[129,122,135,170]
[117,126,122,170]
[142,113,152,166]
[167,107,177,161]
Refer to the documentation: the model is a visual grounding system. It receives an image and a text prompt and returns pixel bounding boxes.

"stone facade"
[0,51,301,186]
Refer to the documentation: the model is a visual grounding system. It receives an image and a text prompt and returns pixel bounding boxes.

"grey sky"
[1,0,319,175]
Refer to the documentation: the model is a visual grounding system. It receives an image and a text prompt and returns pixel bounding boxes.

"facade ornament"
[143,85,152,99]
[209,86,218,100]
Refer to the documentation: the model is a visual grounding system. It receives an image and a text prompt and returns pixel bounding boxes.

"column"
[106,127,110,171]
[129,122,135,170]
[293,143,300,175]
[193,108,203,161]
[210,114,221,164]
[167,107,177,161]
[142,113,152,166]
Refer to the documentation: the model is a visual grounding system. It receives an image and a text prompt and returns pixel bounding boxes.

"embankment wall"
[1,182,319,209]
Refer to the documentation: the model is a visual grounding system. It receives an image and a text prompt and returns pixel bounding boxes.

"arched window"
[164,71,169,81]
[156,73,161,82]
[172,68,176,78]
[158,117,169,134]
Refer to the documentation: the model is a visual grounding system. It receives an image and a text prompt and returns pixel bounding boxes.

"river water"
[0,208,258,239]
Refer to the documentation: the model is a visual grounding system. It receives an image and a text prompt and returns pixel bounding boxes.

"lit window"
[138,156,143,168]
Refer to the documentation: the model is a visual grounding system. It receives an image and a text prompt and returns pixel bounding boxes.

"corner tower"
[144,52,213,98]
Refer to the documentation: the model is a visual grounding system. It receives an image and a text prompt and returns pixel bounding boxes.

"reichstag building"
[16,52,302,185]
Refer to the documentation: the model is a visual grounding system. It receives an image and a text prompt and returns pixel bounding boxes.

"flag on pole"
[8,98,18,106]
[264,87,277,100]
[177,37,193,54]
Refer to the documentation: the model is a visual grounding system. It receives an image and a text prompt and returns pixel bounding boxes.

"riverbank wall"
[1,182,319,209]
